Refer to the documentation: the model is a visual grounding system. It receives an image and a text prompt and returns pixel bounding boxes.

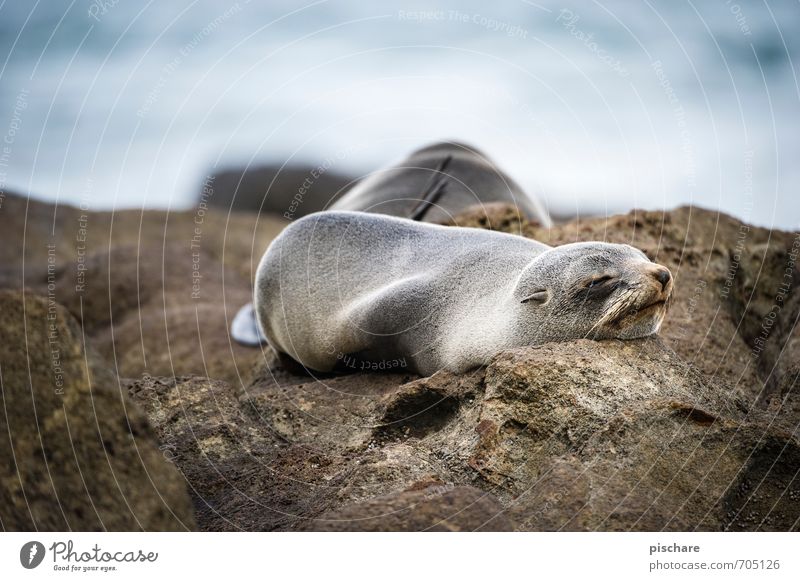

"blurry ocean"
[0,0,798,228]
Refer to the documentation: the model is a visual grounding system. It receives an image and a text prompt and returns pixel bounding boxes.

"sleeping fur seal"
[253,211,673,376]
[231,141,551,347]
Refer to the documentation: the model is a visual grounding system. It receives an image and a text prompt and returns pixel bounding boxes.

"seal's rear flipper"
[231,302,267,346]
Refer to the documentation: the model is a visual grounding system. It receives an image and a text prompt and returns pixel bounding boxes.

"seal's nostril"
[655,268,671,291]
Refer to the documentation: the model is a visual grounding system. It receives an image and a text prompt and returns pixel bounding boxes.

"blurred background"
[0,0,797,227]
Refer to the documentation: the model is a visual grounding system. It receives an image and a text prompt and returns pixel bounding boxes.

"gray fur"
[254,211,673,376]
[329,141,551,226]
[231,141,551,348]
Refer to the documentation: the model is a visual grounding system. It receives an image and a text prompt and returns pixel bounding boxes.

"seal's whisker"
[584,286,640,338]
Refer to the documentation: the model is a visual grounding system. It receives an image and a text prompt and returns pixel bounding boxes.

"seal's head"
[514,242,673,342]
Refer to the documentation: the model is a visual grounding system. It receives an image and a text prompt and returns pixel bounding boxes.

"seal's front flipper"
[231,302,267,347]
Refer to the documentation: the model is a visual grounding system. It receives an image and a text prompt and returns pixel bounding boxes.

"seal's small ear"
[520,289,549,304]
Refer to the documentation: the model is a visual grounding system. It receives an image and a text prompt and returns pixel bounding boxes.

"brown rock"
[501,206,800,406]
[0,290,195,531]
[127,337,800,532]
[471,340,798,531]
[3,192,799,532]
[305,486,513,531]
[0,191,285,384]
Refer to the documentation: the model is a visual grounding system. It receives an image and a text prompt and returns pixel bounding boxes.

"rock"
[127,374,296,531]
[0,191,286,384]
[0,290,195,531]
[125,336,799,531]
[242,371,416,452]
[440,201,532,232]
[471,339,799,531]
[304,486,513,531]
[522,207,800,406]
[125,368,489,530]
[3,191,799,531]
[201,164,356,216]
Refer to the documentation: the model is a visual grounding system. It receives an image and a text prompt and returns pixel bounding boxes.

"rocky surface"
[0,192,285,384]
[0,291,195,530]
[125,338,799,531]
[1,191,798,531]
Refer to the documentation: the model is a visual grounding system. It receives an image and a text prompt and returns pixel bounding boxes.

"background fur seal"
[254,211,673,376]
[329,141,551,225]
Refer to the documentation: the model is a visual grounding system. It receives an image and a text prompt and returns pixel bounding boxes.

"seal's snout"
[653,267,671,291]
[641,263,673,297]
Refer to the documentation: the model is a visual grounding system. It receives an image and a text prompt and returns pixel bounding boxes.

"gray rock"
[201,164,356,216]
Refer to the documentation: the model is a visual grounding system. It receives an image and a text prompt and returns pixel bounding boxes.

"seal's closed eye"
[521,289,549,304]
[586,275,614,288]
[574,274,621,302]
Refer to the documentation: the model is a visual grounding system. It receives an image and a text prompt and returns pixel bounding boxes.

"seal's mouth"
[585,285,672,340]
[612,298,668,325]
